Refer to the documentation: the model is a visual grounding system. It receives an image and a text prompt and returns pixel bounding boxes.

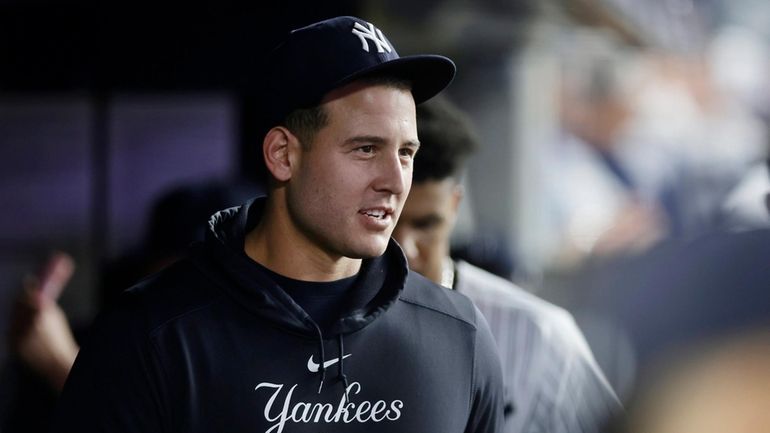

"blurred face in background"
[393,178,461,285]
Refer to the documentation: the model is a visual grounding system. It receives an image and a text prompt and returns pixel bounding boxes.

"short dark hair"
[413,95,479,183]
[284,105,329,150]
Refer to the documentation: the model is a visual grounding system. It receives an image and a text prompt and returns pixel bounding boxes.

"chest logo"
[307,354,352,373]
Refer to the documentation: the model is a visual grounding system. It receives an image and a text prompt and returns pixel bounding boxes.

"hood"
[192,197,409,339]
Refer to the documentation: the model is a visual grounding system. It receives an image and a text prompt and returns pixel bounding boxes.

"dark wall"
[0,3,358,92]
[0,3,360,179]
[0,2,361,357]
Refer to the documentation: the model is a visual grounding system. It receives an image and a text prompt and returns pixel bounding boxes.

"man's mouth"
[362,209,387,220]
[359,207,393,221]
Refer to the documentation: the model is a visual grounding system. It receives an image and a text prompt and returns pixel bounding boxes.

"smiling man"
[53,16,504,433]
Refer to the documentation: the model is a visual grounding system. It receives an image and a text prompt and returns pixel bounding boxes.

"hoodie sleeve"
[465,305,505,433]
[51,296,170,433]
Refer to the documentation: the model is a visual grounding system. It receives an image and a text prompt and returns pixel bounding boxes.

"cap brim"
[330,54,456,104]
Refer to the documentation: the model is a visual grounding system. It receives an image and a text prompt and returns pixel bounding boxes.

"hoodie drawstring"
[312,322,351,402]
[338,333,350,404]
[312,322,326,394]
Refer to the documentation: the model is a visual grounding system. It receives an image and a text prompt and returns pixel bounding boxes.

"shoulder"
[456,262,621,419]
[106,257,223,337]
[456,261,568,319]
[455,261,591,354]
[399,270,483,330]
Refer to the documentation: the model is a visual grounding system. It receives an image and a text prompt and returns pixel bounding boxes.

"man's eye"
[413,217,441,230]
[357,145,375,154]
[399,148,415,158]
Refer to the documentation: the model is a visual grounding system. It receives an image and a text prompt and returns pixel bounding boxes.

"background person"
[394,95,621,433]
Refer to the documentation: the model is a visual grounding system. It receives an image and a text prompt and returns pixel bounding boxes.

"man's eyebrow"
[344,135,387,146]
[344,136,421,149]
[412,214,443,227]
[404,139,420,150]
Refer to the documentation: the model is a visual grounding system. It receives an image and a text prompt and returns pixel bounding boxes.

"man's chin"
[346,239,390,259]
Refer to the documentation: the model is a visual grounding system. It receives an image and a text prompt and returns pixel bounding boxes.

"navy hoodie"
[53,198,504,433]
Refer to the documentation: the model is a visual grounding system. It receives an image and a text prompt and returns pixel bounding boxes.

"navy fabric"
[262,16,455,131]
[52,197,504,433]
[254,261,360,332]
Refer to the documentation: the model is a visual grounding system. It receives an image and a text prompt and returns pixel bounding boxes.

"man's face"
[284,82,418,260]
[393,178,461,285]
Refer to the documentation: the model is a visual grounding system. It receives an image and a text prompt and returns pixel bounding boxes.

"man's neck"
[441,256,455,289]
[243,198,362,282]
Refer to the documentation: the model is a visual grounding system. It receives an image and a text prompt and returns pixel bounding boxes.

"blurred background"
[2,0,770,428]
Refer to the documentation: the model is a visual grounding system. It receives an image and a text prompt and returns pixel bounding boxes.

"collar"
[441,257,455,289]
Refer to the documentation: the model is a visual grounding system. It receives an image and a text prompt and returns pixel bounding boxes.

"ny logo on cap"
[351,21,392,54]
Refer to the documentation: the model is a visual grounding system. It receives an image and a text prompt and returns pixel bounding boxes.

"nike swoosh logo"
[307,354,352,373]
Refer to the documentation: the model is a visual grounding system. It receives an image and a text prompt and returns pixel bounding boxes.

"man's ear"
[262,127,300,182]
[451,183,464,212]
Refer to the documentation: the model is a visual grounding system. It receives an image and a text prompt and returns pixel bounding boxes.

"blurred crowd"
[530,26,770,276]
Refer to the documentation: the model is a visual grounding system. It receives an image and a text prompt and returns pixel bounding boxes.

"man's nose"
[372,151,407,194]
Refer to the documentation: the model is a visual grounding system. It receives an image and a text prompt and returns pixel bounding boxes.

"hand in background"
[8,252,80,392]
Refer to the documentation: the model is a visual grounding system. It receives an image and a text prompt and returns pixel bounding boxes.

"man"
[52,16,504,433]
[393,96,621,433]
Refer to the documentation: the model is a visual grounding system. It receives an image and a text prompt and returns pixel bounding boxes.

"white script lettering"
[254,381,404,433]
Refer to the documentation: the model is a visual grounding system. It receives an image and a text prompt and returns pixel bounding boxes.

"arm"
[9,252,78,392]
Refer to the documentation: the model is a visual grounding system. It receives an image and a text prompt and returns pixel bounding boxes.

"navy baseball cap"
[262,16,456,130]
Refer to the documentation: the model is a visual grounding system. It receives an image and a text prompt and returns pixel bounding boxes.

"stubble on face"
[283,82,418,269]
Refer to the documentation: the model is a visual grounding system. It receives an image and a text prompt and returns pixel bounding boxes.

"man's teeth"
[364,210,386,219]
